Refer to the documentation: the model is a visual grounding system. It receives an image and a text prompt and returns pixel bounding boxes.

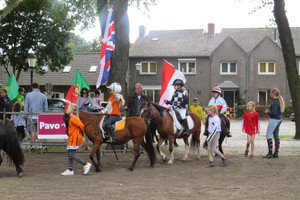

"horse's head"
[140,102,153,121]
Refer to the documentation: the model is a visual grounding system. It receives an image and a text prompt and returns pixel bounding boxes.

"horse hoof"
[150,164,154,168]
[18,172,23,178]
[168,160,174,164]
[128,167,134,171]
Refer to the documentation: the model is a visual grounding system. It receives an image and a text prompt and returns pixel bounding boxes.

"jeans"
[266,118,282,140]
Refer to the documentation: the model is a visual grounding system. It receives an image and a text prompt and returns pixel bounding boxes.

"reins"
[83,114,100,136]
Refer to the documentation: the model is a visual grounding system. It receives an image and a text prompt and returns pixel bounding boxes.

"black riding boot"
[106,126,115,143]
[273,139,280,158]
[182,119,190,135]
[263,139,273,158]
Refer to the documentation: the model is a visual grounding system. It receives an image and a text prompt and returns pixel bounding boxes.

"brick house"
[129,24,300,108]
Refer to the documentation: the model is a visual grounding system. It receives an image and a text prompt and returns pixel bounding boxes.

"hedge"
[235,104,293,119]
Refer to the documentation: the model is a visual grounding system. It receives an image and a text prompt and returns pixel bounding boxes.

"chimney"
[207,23,215,35]
[139,25,146,38]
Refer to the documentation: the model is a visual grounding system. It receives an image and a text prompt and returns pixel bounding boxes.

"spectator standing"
[91,89,102,112]
[123,83,148,117]
[11,102,26,141]
[76,87,93,113]
[0,89,12,122]
[189,97,206,124]
[15,87,26,106]
[263,88,285,159]
[24,83,48,145]
[242,101,260,158]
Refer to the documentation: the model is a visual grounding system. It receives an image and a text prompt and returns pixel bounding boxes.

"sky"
[76,0,300,43]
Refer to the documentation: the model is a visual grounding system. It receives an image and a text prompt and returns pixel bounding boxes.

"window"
[140,62,157,74]
[258,62,276,74]
[220,62,237,74]
[89,65,97,72]
[258,90,271,105]
[178,59,196,74]
[63,66,72,73]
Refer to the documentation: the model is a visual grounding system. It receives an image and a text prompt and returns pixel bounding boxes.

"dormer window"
[89,65,97,72]
[63,66,72,73]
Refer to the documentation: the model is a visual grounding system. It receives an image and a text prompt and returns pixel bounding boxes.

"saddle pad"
[115,120,125,131]
[170,110,194,131]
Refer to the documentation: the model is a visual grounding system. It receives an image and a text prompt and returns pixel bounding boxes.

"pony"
[140,102,201,164]
[64,112,156,171]
[0,121,25,177]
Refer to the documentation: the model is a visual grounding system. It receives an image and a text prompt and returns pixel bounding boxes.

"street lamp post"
[27,53,37,86]
[135,62,141,83]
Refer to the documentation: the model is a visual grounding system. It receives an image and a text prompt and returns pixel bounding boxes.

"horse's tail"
[144,122,156,166]
[5,122,25,166]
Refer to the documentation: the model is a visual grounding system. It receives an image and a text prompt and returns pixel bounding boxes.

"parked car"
[290,113,295,121]
[47,98,66,113]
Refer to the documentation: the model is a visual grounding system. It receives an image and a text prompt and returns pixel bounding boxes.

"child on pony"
[164,79,189,135]
[61,103,91,176]
[205,87,231,137]
[100,82,125,143]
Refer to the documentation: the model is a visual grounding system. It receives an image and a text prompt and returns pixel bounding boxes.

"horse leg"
[156,137,167,162]
[128,140,141,171]
[89,142,101,172]
[218,132,226,155]
[182,136,190,161]
[168,136,174,164]
[96,148,102,172]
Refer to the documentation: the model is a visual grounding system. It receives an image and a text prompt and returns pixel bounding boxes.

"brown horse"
[140,102,201,164]
[64,112,156,171]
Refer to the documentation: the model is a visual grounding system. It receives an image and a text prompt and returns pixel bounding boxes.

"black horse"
[0,121,25,177]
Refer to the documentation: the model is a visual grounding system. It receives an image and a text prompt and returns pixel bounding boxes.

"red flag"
[65,70,90,108]
[159,60,186,107]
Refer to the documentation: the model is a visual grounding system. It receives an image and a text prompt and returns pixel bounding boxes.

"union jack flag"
[96,7,115,88]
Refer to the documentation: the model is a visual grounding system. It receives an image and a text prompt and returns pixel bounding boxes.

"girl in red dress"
[242,101,260,158]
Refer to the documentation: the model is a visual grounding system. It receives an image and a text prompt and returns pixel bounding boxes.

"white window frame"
[178,59,196,74]
[140,62,157,75]
[63,65,72,73]
[89,65,98,72]
[258,62,276,75]
[142,85,161,103]
[257,90,271,105]
[220,62,237,75]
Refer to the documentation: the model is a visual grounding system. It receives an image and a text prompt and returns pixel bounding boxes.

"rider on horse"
[100,82,125,143]
[164,79,189,135]
[206,87,231,137]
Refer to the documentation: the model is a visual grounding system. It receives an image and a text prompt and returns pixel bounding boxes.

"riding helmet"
[107,82,122,93]
[172,79,184,86]
[211,87,222,94]
[18,87,25,92]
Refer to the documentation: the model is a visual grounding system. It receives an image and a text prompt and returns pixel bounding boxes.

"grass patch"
[279,135,294,139]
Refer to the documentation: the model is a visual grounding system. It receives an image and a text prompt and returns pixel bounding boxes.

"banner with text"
[38,114,67,139]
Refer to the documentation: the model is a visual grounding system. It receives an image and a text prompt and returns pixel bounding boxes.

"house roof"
[16,52,101,86]
[129,27,300,57]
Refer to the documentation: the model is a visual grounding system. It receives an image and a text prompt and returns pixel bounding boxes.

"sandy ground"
[1,119,300,200]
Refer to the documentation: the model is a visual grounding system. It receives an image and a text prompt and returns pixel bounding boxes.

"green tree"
[69,33,92,53]
[272,0,300,139]
[0,0,75,80]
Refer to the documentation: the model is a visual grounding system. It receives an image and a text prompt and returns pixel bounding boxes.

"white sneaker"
[83,163,92,175]
[61,169,74,176]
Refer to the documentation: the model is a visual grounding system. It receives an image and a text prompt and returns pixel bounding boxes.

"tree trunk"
[0,0,21,21]
[273,0,300,139]
[97,0,129,100]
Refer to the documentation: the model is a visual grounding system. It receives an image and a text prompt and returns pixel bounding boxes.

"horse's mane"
[151,103,167,113]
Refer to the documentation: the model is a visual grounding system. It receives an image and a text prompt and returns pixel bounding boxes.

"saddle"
[100,115,126,136]
[170,109,194,131]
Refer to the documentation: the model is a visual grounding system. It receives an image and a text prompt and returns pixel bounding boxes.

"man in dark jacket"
[123,83,148,117]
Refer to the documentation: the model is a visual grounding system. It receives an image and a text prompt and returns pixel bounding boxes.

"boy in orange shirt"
[61,103,91,176]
